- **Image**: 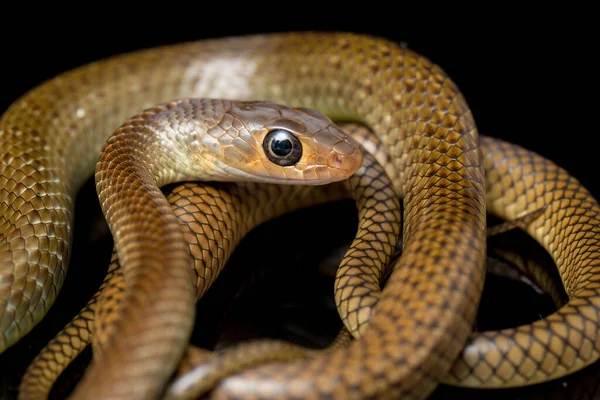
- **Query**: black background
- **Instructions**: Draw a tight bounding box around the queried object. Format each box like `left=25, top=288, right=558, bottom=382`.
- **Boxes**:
left=1, top=8, right=599, bottom=400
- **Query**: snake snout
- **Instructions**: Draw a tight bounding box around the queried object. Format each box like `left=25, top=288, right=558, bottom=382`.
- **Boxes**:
left=326, top=142, right=364, bottom=176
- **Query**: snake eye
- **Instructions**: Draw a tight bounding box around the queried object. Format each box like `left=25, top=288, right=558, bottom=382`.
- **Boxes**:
left=263, top=129, right=302, bottom=166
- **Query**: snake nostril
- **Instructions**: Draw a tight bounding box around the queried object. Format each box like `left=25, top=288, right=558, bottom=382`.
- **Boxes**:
left=326, top=151, right=362, bottom=173
left=332, top=154, right=343, bottom=168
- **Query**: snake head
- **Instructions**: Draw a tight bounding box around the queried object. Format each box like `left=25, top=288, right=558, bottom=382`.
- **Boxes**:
left=203, top=100, right=364, bottom=184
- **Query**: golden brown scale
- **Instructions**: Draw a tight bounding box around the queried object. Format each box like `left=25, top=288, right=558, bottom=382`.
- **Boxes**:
left=3, top=32, right=491, bottom=399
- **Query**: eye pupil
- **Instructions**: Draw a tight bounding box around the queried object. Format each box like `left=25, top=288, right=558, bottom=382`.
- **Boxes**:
left=263, top=129, right=303, bottom=167
left=271, top=137, right=292, bottom=156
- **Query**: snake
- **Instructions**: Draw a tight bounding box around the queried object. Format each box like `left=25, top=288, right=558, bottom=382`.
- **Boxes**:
left=1, top=32, right=599, bottom=399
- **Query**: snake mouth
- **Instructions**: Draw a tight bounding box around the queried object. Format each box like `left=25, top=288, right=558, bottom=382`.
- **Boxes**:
left=209, top=162, right=346, bottom=185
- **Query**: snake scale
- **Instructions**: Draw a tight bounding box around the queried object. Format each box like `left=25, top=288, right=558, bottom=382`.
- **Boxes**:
left=0, top=32, right=599, bottom=399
